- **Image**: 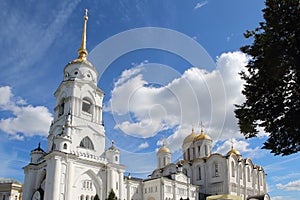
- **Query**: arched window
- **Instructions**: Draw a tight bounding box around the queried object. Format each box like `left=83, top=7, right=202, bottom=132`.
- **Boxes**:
left=247, top=167, right=250, bottom=182
left=213, top=162, right=219, bottom=177
left=82, top=97, right=92, bottom=114
left=80, top=195, right=84, bottom=200
left=231, top=161, right=235, bottom=177
left=115, top=156, right=118, bottom=162
left=63, top=143, right=67, bottom=150
left=205, top=145, right=208, bottom=156
left=58, top=99, right=65, bottom=117
left=80, top=136, right=94, bottom=150
left=198, top=166, right=201, bottom=180
left=239, top=165, right=243, bottom=180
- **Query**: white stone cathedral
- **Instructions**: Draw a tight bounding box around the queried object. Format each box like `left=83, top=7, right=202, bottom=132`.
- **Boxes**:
left=23, top=10, right=269, bottom=200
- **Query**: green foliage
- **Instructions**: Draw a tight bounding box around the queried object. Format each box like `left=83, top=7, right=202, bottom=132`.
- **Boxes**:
left=94, top=194, right=100, bottom=200
left=235, top=0, right=300, bottom=155
left=106, top=189, right=117, bottom=200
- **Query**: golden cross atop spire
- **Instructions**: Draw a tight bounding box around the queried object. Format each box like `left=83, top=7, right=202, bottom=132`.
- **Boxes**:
left=161, top=136, right=165, bottom=147
left=77, top=8, right=89, bottom=60
left=230, top=138, right=234, bottom=150
left=200, top=121, right=204, bottom=133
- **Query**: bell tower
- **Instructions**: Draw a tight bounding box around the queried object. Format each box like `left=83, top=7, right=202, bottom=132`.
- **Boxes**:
left=47, top=8, right=105, bottom=156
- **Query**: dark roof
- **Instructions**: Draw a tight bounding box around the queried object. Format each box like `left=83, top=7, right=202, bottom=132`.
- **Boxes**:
left=31, top=142, right=45, bottom=153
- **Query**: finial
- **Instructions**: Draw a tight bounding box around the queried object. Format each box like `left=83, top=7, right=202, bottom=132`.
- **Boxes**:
left=38, top=142, right=41, bottom=148
left=77, top=8, right=89, bottom=60
left=230, top=138, right=234, bottom=150
left=161, top=136, right=165, bottom=147
left=200, top=121, right=204, bottom=133
left=191, top=123, right=194, bottom=133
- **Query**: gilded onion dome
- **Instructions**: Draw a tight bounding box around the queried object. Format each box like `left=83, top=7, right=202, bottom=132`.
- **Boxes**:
left=227, top=148, right=241, bottom=156
left=158, top=143, right=170, bottom=154
left=194, top=126, right=211, bottom=141
left=183, top=127, right=198, bottom=145
left=227, top=141, right=241, bottom=156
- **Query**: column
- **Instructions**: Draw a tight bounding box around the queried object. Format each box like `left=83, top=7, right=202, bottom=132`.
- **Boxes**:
left=119, top=170, right=124, bottom=200
left=53, top=157, right=62, bottom=199
left=66, top=161, right=74, bottom=199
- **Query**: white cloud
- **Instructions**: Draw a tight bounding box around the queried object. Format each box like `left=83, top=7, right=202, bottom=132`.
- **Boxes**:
left=194, top=1, right=208, bottom=10
left=276, top=180, right=300, bottom=191
left=215, top=138, right=263, bottom=158
left=0, top=86, right=12, bottom=105
left=106, top=51, right=251, bottom=152
left=0, top=86, right=53, bottom=138
left=138, top=142, right=149, bottom=149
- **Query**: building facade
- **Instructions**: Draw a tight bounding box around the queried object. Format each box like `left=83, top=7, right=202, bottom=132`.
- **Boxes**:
left=22, top=10, right=268, bottom=200
left=0, top=178, right=22, bottom=200
left=149, top=128, right=268, bottom=200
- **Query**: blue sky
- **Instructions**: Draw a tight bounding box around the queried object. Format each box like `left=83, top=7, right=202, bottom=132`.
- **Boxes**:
left=0, top=0, right=299, bottom=199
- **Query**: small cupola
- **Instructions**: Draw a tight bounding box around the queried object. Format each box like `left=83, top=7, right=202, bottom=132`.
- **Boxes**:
left=106, top=141, right=120, bottom=164
left=30, top=143, right=45, bottom=164
left=157, top=140, right=171, bottom=168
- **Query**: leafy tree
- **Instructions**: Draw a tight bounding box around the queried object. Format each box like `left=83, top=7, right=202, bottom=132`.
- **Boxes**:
left=235, top=0, right=300, bottom=155
left=94, top=194, right=100, bottom=200
left=106, top=189, right=117, bottom=200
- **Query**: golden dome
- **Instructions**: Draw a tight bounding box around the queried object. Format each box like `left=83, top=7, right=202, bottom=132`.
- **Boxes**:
left=194, top=132, right=211, bottom=141
left=183, top=128, right=198, bottom=145
left=227, top=148, right=241, bottom=156
left=158, top=145, right=170, bottom=154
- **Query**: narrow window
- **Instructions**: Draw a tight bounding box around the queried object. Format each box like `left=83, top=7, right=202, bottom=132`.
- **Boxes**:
left=58, top=99, right=65, bottom=117
left=205, top=145, right=208, bottom=156
left=198, top=166, right=201, bottom=180
left=247, top=167, right=250, bottom=182
left=115, top=156, right=118, bottom=162
left=63, top=143, right=67, bottom=150
left=239, top=165, right=243, bottom=180
left=82, top=98, right=92, bottom=114
left=231, top=161, right=235, bottom=177
left=214, top=163, right=219, bottom=177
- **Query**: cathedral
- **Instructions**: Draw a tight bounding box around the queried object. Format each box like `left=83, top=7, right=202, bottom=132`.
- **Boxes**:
left=22, top=11, right=269, bottom=200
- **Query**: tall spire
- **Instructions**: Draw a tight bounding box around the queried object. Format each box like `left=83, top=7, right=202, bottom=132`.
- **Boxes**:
left=77, top=9, right=88, bottom=60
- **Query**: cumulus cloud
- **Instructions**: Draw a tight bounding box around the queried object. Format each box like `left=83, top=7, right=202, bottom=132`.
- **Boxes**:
left=214, top=138, right=264, bottom=158
left=276, top=180, right=300, bottom=191
left=106, top=51, right=251, bottom=152
left=138, top=142, right=149, bottom=149
left=0, top=86, right=53, bottom=138
left=194, top=1, right=208, bottom=10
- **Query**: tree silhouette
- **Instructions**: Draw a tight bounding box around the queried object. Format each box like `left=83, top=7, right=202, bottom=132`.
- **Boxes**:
left=106, top=189, right=117, bottom=200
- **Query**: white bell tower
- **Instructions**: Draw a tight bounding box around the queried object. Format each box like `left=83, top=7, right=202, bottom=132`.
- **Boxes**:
left=47, top=9, right=105, bottom=156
